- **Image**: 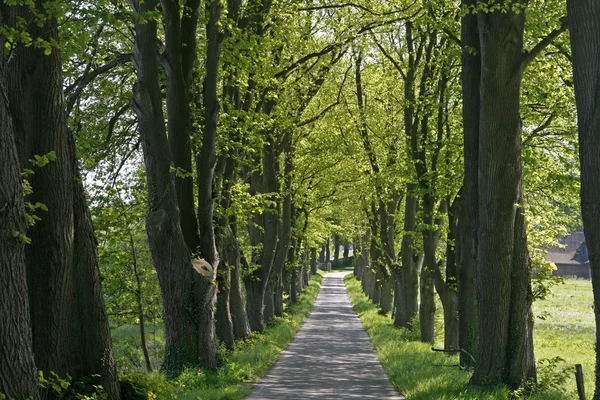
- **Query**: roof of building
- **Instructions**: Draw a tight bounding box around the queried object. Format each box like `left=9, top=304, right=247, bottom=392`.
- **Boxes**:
left=545, top=232, right=589, bottom=266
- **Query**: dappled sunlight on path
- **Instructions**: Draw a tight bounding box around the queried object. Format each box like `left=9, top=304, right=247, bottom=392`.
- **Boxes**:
left=246, top=271, right=404, bottom=399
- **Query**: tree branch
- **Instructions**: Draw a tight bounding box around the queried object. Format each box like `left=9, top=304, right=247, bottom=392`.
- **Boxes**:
left=521, top=16, right=568, bottom=70
left=65, top=53, right=133, bottom=116
left=299, top=2, right=413, bottom=17
left=371, top=33, right=406, bottom=80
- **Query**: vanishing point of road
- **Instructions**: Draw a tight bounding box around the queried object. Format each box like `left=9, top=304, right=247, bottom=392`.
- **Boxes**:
left=246, top=271, right=405, bottom=400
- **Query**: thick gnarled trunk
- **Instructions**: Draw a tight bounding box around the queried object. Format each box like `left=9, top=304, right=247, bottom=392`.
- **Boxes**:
left=131, top=0, right=203, bottom=375
left=4, top=2, right=120, bottom=396
left=0, top=61, right=37, bottom=399
left=471, top=8, right=536, bottom=388
left=566, top=2, right=600, bottom=397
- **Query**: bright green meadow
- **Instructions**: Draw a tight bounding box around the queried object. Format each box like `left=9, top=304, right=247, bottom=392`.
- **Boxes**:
left=345, top=274, right=594, bottom=400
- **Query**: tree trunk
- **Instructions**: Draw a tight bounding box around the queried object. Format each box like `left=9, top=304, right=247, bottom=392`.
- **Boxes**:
left=245, top=138, right=279, bottom=333
left=229, top=228, right=251, bottom=340
left=194, top=0, right=225, bottom=368
left=216, top=263, right=235, bottom=350
left=269, top=139, right=294, bottom=318
left=459, top=0, right=480, bottom=369
left=8, top=4, right=74, bottom=381
left=0, top=61, right=38, bottom=399
left=131, top=0, right=203, bottom=375
left=395, top=185, right=419, bottom=328
left=72, top=151, right=122, bottom=397
left=471, top=7, right=536, bottom=387
left=566, top=3, right=600, bottom=397
left=343, top=244, right=350, bottom=264
left=264, top=283, right=275, bottom=322
left=372, top=275, right=381, bottom=305
left=274, top=277, right=285, bottom=317
left=160, top=0, right=201, bottom=252
left=443, top=198, right=459, bottom=351
left=310, top=248, right=318, bottom=276
left=334, top=234, right=340, bottom=262
left=379, top=280, right=394, bottom=315
left=290, top=267, right=298, bottom=304
left=245, top=279, right=265, bottom=332
left=420, top=230, right=437, bottom=344
left=302, top=258, right=310, bottom=289
left=131, top=237, right=152, bottom=372
left=325, top=237, right=331, bottom=262
left=5, top=2, right=120, bottom=395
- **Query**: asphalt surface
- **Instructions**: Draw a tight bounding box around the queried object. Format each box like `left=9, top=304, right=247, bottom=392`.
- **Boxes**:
left=246, top=271, right=405, bottom=400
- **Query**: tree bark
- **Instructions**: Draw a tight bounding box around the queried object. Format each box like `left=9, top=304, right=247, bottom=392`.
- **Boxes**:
left=194, top=0, right=225, bottom=367
left=0, top=56, right=37, bottom=399
left=131, top=0, right=203, bottom=375
left=161, top=0, right=201, bottom=252
left=270, top=137, right=294, bottom=317
left=566, top=2, right=600, bottom=397
left=4, top=2, right=120, bottom=395
left=471, top=6, right=536, bottom=387
left=420, top=197, right=439, bottom=344
left=274, top=276, right=285, bottom=317
left=343, top=243, right=350, bottom=264
left=215, top=260, right=235, bottom=350
left=444, top=198, right=459, bottom=350
left=130, top=236, right=152, bottom=372
left=334, top=234, right=340, bottom=262
left=290, top=267, right=298, bottom=304
left=459, top=0, right=480, bottom=369
left=245, top=137, right=279, bottom=332
left=395, top=185, right=419, bottom=328
left=310, top=247, right=318, bottom=276
left=71, top=162, right=121, bottom=397
left=264, top=283, right=275, bottom=322
left=228, top=227, right=251, bottom=341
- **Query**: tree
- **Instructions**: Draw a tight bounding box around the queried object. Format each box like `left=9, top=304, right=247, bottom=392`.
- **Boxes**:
left=469, top=0, right=566, bottom=388
left=567, top=1, right=600, bottom=398
left=3, top=1, right=121, bottom=396
left=458, top=0, right=479, bottom=368
left=130, top=0, right=209, bottom=374
left=0, top=51, right=37, bottom=399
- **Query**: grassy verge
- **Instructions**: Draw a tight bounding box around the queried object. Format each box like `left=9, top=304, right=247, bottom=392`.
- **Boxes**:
left=533, top=278, right=594, bottom=399
left=344, top=274, right=568, bottom=400
left=117, top=271, right=324, bottom=399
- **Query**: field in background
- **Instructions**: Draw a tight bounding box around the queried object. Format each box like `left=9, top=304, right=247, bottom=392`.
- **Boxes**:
left=533, top=278, right=595, bottom=399
left=346, top=275, right=594, bottom=399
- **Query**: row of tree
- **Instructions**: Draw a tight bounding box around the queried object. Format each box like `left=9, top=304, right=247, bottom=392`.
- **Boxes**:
left=0, top=0, right=351, bottom=396
left=346, top=0, right=600, bottom=394
left=1, top=0, right=599, bottom=398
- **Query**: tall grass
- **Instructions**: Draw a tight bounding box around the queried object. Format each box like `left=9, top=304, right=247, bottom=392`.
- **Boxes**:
left=344, top=274, right=569, bottom=400
left=115, top=271, right=324, bottom=399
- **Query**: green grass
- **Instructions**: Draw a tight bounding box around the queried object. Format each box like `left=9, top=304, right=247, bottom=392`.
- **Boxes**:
left=533, top=278, right=595, bottom=399
left=344, top=274, right=573, bottom=400
left=113, top=271, right=324, bottom=399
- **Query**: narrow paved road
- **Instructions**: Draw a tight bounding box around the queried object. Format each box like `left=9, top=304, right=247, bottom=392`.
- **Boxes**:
left=246, top=271, right=404, bottom=400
